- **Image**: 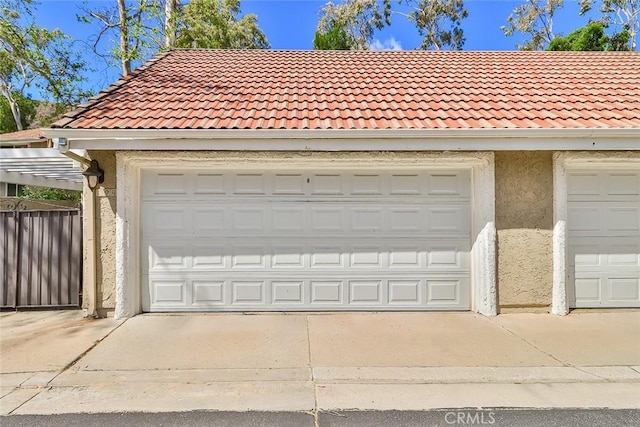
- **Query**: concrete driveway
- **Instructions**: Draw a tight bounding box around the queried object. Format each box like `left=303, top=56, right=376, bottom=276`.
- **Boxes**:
left=1, top=311, right=639, bottom=415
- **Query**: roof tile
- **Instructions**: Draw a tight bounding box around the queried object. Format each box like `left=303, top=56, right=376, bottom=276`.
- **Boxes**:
left=53, top=49, right=640, bottom=130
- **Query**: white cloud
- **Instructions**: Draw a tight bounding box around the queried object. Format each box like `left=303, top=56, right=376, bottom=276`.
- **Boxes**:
left=370, top=37, right=403, bottom=51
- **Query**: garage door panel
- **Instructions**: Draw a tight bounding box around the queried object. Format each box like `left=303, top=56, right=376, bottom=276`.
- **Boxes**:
left=569, top=238, right=640, bottom=269
left=568, top=204, right=640, bottom=236
left=568, top=173, right=601, bottom=197
left=311, top=281, right=343, bottom=304
left=310, top=248, right=344, bottom=268
left=388, top=247, right=422, bottom=268
left=609, top=278, right=640, bottom=302
left=192, top=245, right=225, bottom=268
left=573, top=275, right=640, bottom=307
left=272, top=207, right=306, bottom=231
left=427, top=172, right=469, bottom=196
left=232, top=281, right=266, bottom=304
left=608, top=250, right=640, bottom=267
left=388, top=280, right=421, bottom=305
left=607, top=173, right=640, bottom=196
left=144, top=169, right=471, bottom=198
left=351, top=174, right=384, bottom=195
left=144, top=206, right=189, bottom=234
left=272, top=281, right=304, bottom=304
left=151, top=173, right=189, bottom=195
left=568, top=207, right=601, bottom=233
left=574, top=277, right=602, bottom=305
left=608, top=207, right=639, bottom=232
left=568, top=171, right=640, bottom=202
left=144, top=203, right=470, bottom=237
left=194, top=173, right=225, bottom=194
left=273, top=173, right=306, bottom=195
left=350, top=207, right=384, bottom=231
left=568, top=169, right=640, bottom=308
left=193, top=207, right=226, bottom=233
left=142, top=169, right=471, bottom=312
left=144, top=240, right=470, bottom=273
left=349, top=281, right=383, bottom=304
left=149, top=279, right=188, bottom=306
left=427, top=206, right=470, bottom=233
left=193, top=281, right=225, bottom=305
left=233, top=173, right=266, bottom=194
left=272, top=247, right=306, bottom=268
left=148, top=244, right=189, bottom=270
left=144, top=275, right=471, bottom=311
left=231, top=246, right=267, bottom=268
left=350, top=247, right=383, bottom=268
left=427, top=280, right=461, bottom=305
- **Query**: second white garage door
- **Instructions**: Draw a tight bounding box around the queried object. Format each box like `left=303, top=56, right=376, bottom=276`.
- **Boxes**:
left=568, top=170, right=640, bottom=308
left=141, top=169, right=471, bottom=311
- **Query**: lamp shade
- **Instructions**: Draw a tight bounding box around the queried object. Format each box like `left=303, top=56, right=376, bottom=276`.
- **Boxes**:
left=82, top=159, right=104, bottom=190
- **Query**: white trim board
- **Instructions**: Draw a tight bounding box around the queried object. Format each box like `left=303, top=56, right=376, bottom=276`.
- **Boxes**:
left=552, top=152, right=640, bottom=315
left=45, top=128, right=640, bottom=151
left=115, top=152, right=497, bottom=318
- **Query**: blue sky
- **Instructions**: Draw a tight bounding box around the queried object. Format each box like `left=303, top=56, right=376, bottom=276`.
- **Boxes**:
left=32, top=0, right=603, bottom=95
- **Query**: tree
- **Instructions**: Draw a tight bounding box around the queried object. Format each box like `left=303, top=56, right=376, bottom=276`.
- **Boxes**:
left=547, top=20, right=630, bottom=50
left=502, top=0, right=564, bottom=50
left=175, top=0, right=269, bottom=49
left=0, top=92, right=35, bottom=133
left=0, top=0, right=89, bottom=130
left=579, top=0, right=639, bottom=50
left=314, top=19, right=351, bottom=49
left=165, top=0, right=177, bottom=48
left=397, top=0, right=468, bottom=50
left=315, top=0, right=391, bottom=50
left=79, top=0, right=166, bottom=76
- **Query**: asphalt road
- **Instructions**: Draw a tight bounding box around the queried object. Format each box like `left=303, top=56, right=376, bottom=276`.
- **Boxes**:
left=2, top=409, right=640, bottom=427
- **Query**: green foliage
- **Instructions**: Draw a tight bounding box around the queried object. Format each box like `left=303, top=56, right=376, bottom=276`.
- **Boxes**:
left=0, top=0, right=89, bottom=130
left=609, top=25, right=633, bottom=49
left=21, top=186, right=82, bottom=202
left=400, top=0, right=468, bottom=50
left=579, top=0, right=638, bottom=50
left=79, top=0, right=166, bottom=75
left=502, top=0, right=564, bottom=50
left=175, top=0, right=270, bottom=49
left=316, top=0, right=391, bottom=50
left=0, top=92, right=36, bottom=133
left=314, top=19, right=352, bottom=49
left=547, top=21, right=631, bottom=50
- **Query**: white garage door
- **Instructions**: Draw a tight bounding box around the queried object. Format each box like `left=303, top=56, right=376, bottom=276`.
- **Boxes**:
left=568, top=170, right=640, bottom=308
left=141, top=169, right=471, bottom=312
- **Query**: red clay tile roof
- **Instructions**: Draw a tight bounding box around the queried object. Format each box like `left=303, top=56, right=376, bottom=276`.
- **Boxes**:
left=0, top=128, right=45, bottom=141
left=53, top=49, right=640, bottom=130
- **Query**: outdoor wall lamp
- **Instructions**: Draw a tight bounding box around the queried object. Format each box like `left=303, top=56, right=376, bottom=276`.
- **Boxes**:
left=82, top=159, right=104, bottom=191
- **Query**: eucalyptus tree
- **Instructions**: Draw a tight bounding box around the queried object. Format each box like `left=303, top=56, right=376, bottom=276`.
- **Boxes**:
left=175, top=0, right=270, bottom=49
left=315, top=0, right=392, bottom=50
left=502, top=0, right=564, bottom=50
left=580, top=0, right=639, bottom=49
left=1, top=0, right=88, bottom=130
left=397, top=0, right=468, bottom=50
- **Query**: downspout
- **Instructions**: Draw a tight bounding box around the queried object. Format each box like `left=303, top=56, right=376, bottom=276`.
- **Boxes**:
left=55, top=138, right=98, bottom=318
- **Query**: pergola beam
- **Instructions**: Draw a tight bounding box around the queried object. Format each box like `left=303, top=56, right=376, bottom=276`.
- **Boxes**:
left=0, top=148, right=83, bottom=191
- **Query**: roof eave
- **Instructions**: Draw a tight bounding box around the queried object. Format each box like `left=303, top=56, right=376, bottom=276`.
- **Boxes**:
left=43, top=127, right=640, bottom=151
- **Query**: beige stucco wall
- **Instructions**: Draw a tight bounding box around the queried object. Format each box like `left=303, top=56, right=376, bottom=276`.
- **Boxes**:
left=495, top=151, right=553, bottom=312
left=85, top=150, right=117, bottom=317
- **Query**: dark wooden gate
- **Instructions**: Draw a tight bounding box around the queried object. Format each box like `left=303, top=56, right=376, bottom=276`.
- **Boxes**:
left=1, top=208, right=82, bottom=309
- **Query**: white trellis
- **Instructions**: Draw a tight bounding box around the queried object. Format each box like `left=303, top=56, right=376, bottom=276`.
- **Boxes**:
left=0, top=148, right=82, bottom=191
